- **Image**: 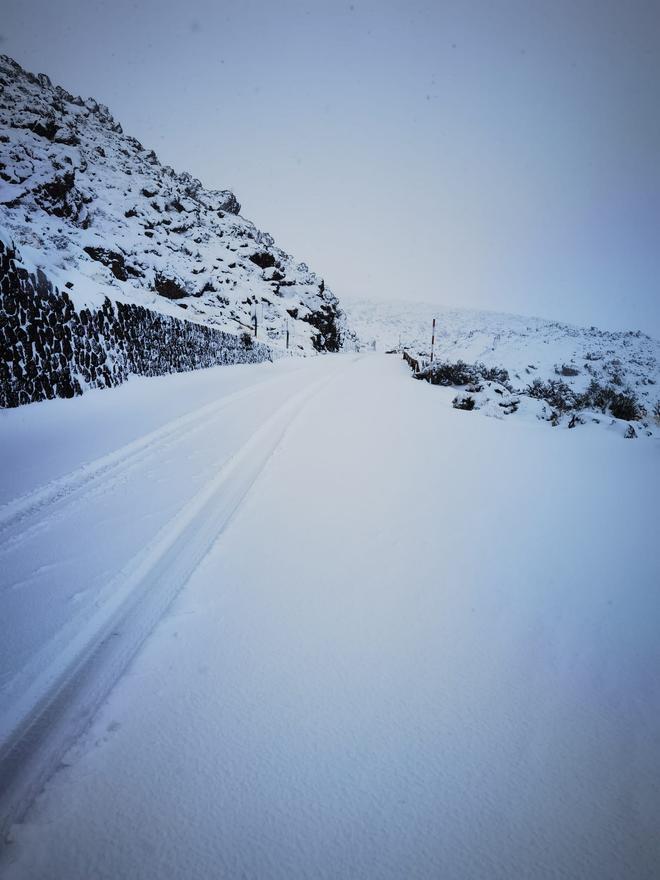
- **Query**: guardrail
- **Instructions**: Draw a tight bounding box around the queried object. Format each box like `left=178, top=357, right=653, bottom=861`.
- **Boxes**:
left=402, top=350, right=421, bottom=374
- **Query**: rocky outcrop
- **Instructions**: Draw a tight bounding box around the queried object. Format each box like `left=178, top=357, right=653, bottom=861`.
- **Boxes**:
left=0, top=54, right=353, bottom=363
left=303, top=303, right=343, bottom=352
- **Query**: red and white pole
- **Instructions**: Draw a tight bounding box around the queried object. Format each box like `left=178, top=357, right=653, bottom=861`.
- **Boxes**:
left=430, top=317, right=436, bottom=363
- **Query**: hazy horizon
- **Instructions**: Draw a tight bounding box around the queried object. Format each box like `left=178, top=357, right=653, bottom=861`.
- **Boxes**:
left=2, top=0, right=659, bottom=335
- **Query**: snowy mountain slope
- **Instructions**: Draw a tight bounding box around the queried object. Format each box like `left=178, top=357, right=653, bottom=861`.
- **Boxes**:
left=0, top=55, right=351, bottom=354
left=343, top=296, right=660, bottom=438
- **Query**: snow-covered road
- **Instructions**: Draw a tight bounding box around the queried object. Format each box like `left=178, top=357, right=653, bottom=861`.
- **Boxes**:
left=1, top=354, right=659, bottom=879
left=0, top=355, right=347, bottom=828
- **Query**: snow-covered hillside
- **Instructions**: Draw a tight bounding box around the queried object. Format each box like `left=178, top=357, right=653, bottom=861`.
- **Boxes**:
left=0, top=55, right=350, bottom=354
left=344, top=296, right=660, bottom=439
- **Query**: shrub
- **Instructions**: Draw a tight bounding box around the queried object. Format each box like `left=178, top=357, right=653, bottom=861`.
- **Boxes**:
left=653, top=401, right=660, bottom=425
left=609, top=391, right=643, bottom=421
left=419, top=359, right=509, bottom=389
left=526, top=377, right=644, bottom=422
left=478, top=363, right=510, bottom=385
left=526, top=378, right=578, bottom=412
left=574, top=381, right=640, bottom=419
left=423, top=360, right=475, bottom=386
left=556, top=363, right=580, bottom=377
left=585, top=379, right=615, bottom=412
left=452, top=395, right=476, bottom=410
left=241, top=331, right=253, bottom=349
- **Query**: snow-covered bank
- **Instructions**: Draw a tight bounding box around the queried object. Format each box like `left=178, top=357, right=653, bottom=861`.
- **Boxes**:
left=2, top=355, right=658, bottom=879
left=344, top=296, right=660, bottom=439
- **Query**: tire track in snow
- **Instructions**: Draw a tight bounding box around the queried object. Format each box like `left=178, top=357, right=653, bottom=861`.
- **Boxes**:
left=0, top=363, right=345, bottom=841
left=0, top=370, right=287, bottom=556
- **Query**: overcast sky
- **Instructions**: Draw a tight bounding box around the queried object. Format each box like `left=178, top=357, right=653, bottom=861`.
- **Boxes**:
left=2, top=0, right=659, bottom=334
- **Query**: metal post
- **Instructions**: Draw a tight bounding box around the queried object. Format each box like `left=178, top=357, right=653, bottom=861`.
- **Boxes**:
left=286, top=318, right=289, bottom=349
left=430, top=318, right=436, bottom=363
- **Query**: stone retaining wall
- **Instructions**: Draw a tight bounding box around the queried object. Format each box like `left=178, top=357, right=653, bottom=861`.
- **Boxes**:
left=0, top=238, right=272, bottom=408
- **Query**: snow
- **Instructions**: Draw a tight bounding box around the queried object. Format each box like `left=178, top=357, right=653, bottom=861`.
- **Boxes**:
left=342, top=295, right=660, bottom=439
left=1, top=354, right=658, bottom=879
left=0, top=356, right=309, bottom=504
left=0, top=355, right=337, bottom=807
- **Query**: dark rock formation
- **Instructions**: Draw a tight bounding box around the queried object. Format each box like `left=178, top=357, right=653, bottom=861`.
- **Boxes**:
left=249, top=252, right=277, bottom=270
left=215, top=191, right=241, bottom=215
left=153, top=273, right=188, bottom=300
left=84, top=247, right=142, bottom=281
left=302, top=305, right=342, bottom=353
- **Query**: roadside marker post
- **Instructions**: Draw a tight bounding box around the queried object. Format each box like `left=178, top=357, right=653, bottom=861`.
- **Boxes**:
left=430, top=318, right=436, bottom=363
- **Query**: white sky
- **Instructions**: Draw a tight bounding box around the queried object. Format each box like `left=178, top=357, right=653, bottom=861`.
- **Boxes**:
left=2, top=0, right=659, bottom=335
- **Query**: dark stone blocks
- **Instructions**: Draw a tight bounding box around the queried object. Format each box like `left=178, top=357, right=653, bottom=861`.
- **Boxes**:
left=0, top=239, right=272, bottom=408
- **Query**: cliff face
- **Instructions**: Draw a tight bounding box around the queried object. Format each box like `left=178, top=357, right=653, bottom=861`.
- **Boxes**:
left=0, top=55, right=352, bottom=383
